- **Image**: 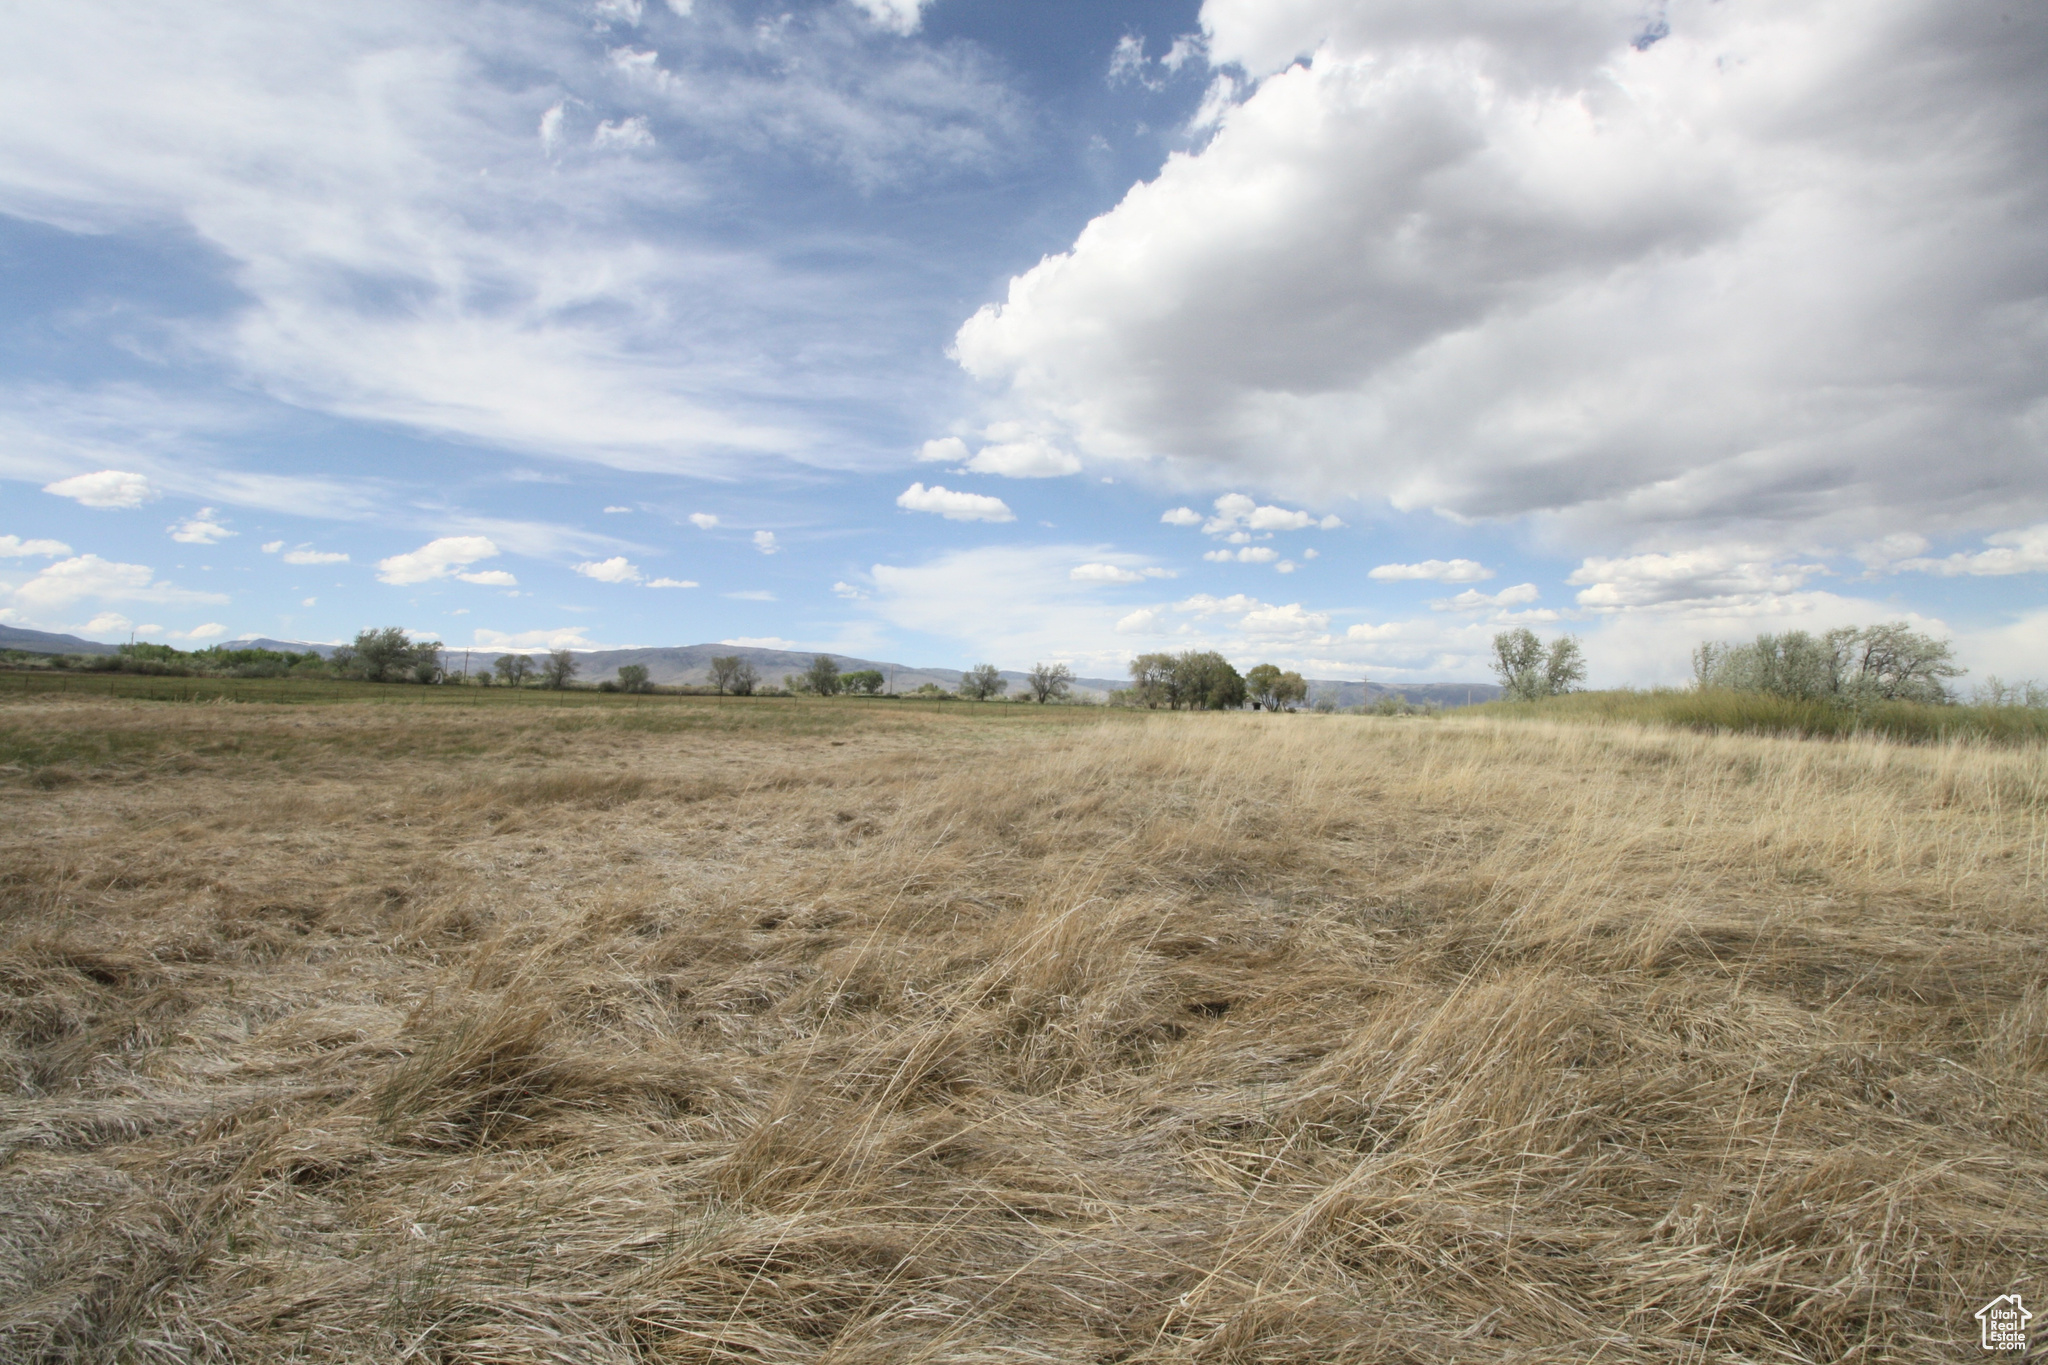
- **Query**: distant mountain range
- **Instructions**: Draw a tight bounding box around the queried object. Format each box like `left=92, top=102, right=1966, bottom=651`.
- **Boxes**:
left=0, top=624, right=120, bottom=655
left=8, top=628, right=1498, bottom=707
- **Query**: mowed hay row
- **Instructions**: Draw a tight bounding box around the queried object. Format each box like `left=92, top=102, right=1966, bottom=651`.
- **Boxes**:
left=0, top=698, right=2043, bottom=1364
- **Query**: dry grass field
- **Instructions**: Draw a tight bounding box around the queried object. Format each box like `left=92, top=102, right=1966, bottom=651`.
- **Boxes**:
left=2, top=691, right=2044, bottom=1363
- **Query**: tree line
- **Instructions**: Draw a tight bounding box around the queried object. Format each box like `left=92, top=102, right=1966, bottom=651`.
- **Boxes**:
left=22, top=620, right=2031, bottom=714
left=1690, top=623, right=1962, bottom=704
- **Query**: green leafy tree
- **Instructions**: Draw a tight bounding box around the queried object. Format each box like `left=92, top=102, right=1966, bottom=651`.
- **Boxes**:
left=842, top=669, right=885, bottom=695
left=1245, top=663, right=1282, bottom=709
left=1544, top=637, right=1587, bottom=696
left=1175, top=650, right=1246, bottom=710
left=1492, top=629, right=1585, bottom=701
left=541, top=649, right=580, bottom=690
left=959, top=663, right=1007, bottom=700
left=1026, top=662, right=1073, bottom=703
left=1128, top=653, right=1177, bottom=708
left=616, top=664, right=651, bottom=694
left=1843, top=622, right=1964, bottom=701
left=1695, top=622, right=1962, bottom=704
left=709, top=655, right=760, bottom=695
left=347, top=627, right=436, bottom=683
left=805, top=654, right=842, bottom=696
left=493, top=653, right=534, bottom=686
left=1246, top=664, right=1308, bottom=711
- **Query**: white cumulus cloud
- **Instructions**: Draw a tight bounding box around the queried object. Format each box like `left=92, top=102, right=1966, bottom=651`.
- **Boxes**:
left=44, top=470, right=155, bottom=508
left=1431, top=583, right=1542, bottom=613
left=168, top=507, right=233, bottom=544
left=1567, top=551, right=1824, bottom=611
left=0, top=554, right=227, bottom=616
left=689, top=513, right=720, bottom=530
left=1160, top=507, right=1203, bottom=527
left=1893, top=523, right=2048, bottom=577
left=1369, top=559, right=1493, bottom=584
left=896, top=482, right=1015, bottom=523
left=847, top=0, right=933, bottom=36
left=1238, top=602, right=1331, bottom=637
left=0, top=535, right=70, bottom=558
left=752, top=530, right=781, bottom=554
left=916, top=436, right=968, bottom=464
left=963, top=437, right=1081, bottom=478
left=282, top=547, right=349, bottom=565
left=952, top=0, right=2048, bottom=554
left=647, top=576, right=697, bottom=588
left=376, top=536, right=504, bottom=586
left=575, top=556, right=643, bottom=583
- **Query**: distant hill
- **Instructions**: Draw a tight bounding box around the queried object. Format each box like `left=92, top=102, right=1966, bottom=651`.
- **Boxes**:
left=0, top=625, right=120, bottom=655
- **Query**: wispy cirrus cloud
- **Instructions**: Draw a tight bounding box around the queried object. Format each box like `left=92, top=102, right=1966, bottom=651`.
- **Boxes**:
left=0, top=0, right=1024, bottom=481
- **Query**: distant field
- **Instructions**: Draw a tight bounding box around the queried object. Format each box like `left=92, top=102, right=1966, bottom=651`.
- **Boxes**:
left=0, top=671, right=1103, bottom=713
left=2, top=695, right=2043, bottom=1362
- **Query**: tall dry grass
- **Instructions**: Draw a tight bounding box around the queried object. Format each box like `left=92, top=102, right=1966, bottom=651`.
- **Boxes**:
left=2, top=695, right=2044, bottom=1362
left=1481, top=686, right=2048, bottom=745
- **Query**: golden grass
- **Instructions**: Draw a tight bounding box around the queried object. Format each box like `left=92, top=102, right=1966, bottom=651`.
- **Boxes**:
left=2, top=695, right=2044, bottom=1362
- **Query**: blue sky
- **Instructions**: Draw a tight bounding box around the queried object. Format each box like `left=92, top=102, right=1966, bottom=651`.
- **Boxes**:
left=2, top=0, right=2045, bottom=685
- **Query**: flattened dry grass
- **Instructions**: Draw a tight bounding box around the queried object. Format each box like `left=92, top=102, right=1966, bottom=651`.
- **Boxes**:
left=2, top=698, right=2044, bottom=1363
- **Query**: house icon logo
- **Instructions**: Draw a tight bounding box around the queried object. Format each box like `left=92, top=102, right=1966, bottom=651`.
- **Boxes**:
left=1976, top=1294, right=2030, bottom=1352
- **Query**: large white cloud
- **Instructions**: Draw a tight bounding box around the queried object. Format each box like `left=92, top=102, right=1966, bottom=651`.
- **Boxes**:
left=1369, top=559, right=1491, bottom=583
left=43, top=470, right=155, bottom=508
left=375, top=535, right=510, bottom=586
left=0, top=535, right=70, bottom=558
left=168, top=507, right=234, bottom=545
left=574, top=556, right=643, bottom=584
left=1567, top=549, right=1825, bottom=610
left=896, top=482, right=1015, bottom=522
left=1893, top=523, right=2048, bottom=577
left=0, top=554, right=228, bottom=621
left=955, top=0, right=2048, bottom=549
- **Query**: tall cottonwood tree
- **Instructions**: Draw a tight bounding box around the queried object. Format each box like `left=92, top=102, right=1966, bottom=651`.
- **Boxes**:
left=1026, top=662, right=1073, bottom=703
left=542, top=649, right=580, bottom=690
left=959, top=664, right=1007, bottom=700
